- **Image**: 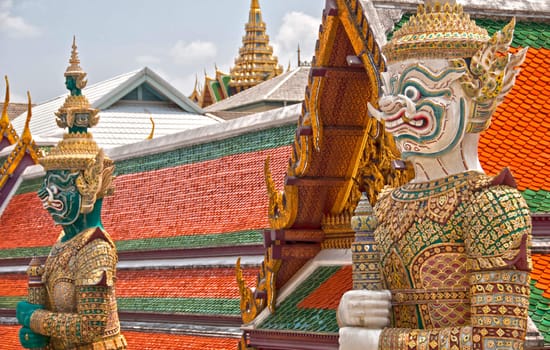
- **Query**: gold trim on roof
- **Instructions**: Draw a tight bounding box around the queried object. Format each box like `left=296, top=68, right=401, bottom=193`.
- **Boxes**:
left=0, top=76, right=19, bottom=146
left=383, top=1, right=490, bottom=63
left=0, top=92, right=41, bottom=188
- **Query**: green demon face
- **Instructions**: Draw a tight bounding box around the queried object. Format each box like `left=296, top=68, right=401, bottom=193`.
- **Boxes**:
left=37, top=170, right=82, bottom=225
left=371, top=59, right=469, bottom=159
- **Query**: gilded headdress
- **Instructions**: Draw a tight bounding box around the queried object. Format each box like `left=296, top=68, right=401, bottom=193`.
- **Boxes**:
left=382, top=1, right=490, bottom=64
left=383, top=1, right=526, bottom=133
left=39, top=38, right=114, bottom=213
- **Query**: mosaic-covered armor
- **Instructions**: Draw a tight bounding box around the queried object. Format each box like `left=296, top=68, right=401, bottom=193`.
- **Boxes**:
left=338, top=1, right=530, bottom=349
left=375, top=171, right=531, bottom=349
left=15, top=38, right=126, bottom=349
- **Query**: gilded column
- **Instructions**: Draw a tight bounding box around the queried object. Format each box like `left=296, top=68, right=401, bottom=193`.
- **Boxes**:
left=350, top=193, right=383, bottom=290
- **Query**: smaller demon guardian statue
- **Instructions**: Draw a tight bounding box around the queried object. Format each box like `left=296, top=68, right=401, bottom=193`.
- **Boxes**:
left=16, top=38, right=127, bottom=350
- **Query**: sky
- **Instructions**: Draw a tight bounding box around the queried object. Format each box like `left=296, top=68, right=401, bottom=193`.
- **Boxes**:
left=0, top=0, right=325, bottom=104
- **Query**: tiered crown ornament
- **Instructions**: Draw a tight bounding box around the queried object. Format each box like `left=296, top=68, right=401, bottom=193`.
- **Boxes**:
left=382, top=0, right=490, bottom=63
left=39, top=37, right=114, bottom=214
left=383, top=0, right=526, bottom=133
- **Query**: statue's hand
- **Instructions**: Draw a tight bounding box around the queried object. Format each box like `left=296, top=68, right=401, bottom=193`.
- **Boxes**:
left=19, top=327, right=49, bottom=349
left=337, top=290, right=392, bottom=328
left=16, top=301, right=44, bottom=328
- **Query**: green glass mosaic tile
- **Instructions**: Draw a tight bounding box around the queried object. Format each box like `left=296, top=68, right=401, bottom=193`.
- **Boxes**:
left=259, top=265, right=341, bottom=333
left=117, top=297, right=240, bottom=315
left=0, top=231, right=263, bottom=259
left=390, top=15, right=550, bottom=49
left=115, top=124, right=296, bottom=176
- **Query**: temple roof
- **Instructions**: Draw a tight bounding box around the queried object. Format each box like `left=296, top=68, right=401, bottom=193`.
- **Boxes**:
left=205, top=67, right=310, bottom=113
left=10, top=67, right=212, bottom=148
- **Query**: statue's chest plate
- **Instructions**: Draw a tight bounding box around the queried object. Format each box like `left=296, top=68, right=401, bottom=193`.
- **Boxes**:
left=42, top=237, right=83, bottom=313
left=373, top=173, right=491, bottom=329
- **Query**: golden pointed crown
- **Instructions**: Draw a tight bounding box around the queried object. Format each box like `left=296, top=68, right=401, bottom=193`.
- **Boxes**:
left=39, top=38, right=114, bottom=206
left=65, top=36, right=87, bottom=84
left=383, top=1, right=490, bottom=64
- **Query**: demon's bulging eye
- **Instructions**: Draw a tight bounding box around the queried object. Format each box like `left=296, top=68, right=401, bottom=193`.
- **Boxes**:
left=404, top=85, right=421, bottom=102
left=49, top=184, right=59, bottom=195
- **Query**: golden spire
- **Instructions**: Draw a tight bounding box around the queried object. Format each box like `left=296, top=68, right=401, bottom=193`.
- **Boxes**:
left=64, top=36, right=88, bottom=91
left=229, top=0, right=282, bottom=93
left=55, top=37, right=98, bottom=130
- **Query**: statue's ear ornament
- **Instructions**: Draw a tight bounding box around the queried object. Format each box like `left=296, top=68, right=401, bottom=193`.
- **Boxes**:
left=456, top=18, right=527, bottom=133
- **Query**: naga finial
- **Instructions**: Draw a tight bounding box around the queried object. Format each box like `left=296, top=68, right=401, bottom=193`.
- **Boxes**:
left=21, top=91, right=33, bottom=143
left=0, top=76, right=10, bottom=128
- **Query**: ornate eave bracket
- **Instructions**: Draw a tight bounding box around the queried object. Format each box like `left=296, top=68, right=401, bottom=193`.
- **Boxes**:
left=236, top=246, right=281, bottom=324
left=265, top=157, right=298, bottom=230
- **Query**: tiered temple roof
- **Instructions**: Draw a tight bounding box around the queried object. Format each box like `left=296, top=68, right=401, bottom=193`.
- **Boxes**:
left=229, top=0, right=282, bottom=94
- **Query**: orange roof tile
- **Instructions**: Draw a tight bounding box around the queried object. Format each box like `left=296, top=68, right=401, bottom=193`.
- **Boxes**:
left=298, top=265, right=352, bottom=310
left=479, top=47, right=550, bottom=192
left=0, top=325, right=23, bottom=350
left=0, top=146, right=290, bottom=249
left=116, top=268, right=258, bottom=299
left=123, top=331, right=239, bottom=350
left=0, top=273, right=27, bottom=296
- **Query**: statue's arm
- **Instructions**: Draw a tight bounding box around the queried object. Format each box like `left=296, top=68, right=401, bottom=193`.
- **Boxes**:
left=379, top=186, right=532, bottom=349
left=29, top=239, right=117, bottom=344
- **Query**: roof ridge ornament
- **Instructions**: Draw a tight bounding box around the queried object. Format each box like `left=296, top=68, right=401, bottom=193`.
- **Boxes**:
left=0, top=76, right=11, bottom=129
left=0, top=76, right=20, bottom=146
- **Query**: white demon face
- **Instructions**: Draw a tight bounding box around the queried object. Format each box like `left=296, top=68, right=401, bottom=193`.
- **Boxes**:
left=370, top=59, right=469, bottom=160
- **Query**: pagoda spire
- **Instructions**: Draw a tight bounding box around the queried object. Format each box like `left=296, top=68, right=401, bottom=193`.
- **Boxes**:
left=229, top=0, right=282, bottom=94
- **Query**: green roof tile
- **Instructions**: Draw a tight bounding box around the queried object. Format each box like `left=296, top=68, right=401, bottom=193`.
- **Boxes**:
left=0, top=296, right=240, bottom=316
left=117, top=297, right=240, bottom=315
left=521, top=189, right=550, bottom=213
left=0, top=230, right=264, bottom=259
left=115, top=124, right=296, bottom=176
left=259, top=265, right=341, bottom=333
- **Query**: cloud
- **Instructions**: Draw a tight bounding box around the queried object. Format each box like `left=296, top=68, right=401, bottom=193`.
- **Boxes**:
left=169, top=40, right=217, bottom=65
left=0, top=0, right=40, bottom=38
left=273, top=11, right=320, bottom=69
left=136, top=55, right=162, bottom=65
